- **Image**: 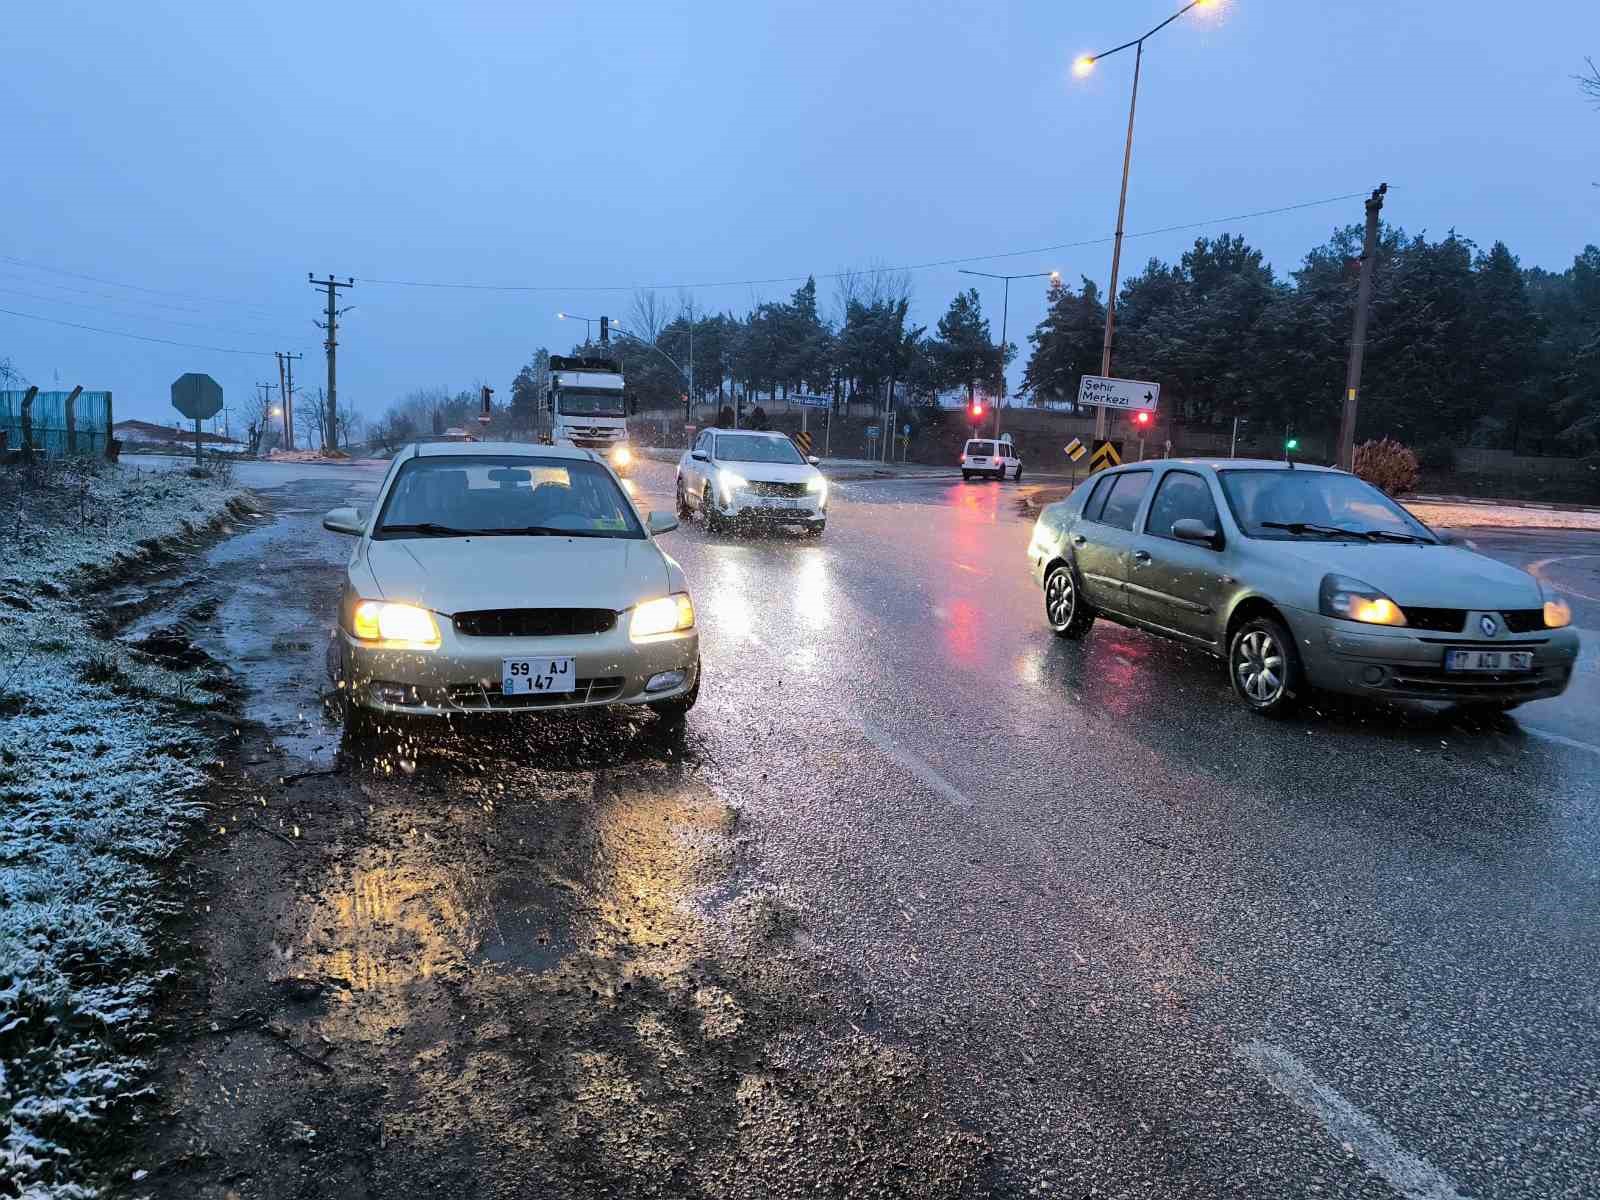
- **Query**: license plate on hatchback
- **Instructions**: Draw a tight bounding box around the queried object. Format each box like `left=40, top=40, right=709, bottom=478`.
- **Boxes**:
left=1445, top=649, right=1533, bottom=673
left=502, top=656, right=576, bottom=695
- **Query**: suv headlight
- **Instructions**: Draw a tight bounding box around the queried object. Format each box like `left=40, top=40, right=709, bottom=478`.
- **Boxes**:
left=1319, top=574, right=1407, bottom=626
left=717, top=470, right=747, bottom=504
left=807, top=475, right=828, bottom=505
left=1541, top=585, right=1572, bottom=629
left=630, top=593, right=695, bottom=640
left=351, top=600, right=441, bottom=646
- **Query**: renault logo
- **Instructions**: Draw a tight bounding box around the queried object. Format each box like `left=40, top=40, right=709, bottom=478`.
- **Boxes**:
left=1480, top=614, right=1498, bottom=638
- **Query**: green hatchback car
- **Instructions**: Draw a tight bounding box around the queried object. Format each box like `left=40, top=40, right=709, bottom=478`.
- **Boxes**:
left=1027, top=459, right=1580, bottom=717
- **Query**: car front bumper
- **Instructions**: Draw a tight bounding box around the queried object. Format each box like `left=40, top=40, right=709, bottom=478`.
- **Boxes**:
left=1283, top=606, right=1580, bottom=705
left=336, top=622, right=699, bottom=716
left=716, top=492, right=826, bottom=525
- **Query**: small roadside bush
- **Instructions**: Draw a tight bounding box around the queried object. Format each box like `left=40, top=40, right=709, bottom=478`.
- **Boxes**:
left=1353, top=438, right=1420, bottom=496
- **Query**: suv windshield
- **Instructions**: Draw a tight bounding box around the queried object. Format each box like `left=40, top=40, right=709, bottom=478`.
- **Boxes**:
left=714, top=434, right=804, bottom=464
left=374, top=455, right=643, bottom=539
left=1218, top=470, right=1435, bottom=542
left=557, top=387, right=626, bottom=417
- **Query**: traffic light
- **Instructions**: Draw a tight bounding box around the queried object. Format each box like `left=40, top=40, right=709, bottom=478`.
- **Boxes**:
left=599, top=315, right=609, bottom=344
left=1132, top=409, right=1153, bottom=430
left=969, top=399, right=985, bottom=420
left=1285, top=437, right=1300, bottom=451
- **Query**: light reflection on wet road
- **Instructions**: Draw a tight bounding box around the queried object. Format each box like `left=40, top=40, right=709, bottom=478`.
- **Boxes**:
left=141, top=455, right=1600, bottom=1198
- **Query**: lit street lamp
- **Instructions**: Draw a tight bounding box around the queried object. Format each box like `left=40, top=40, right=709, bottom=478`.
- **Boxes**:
left=556, top=311, right=599, bottom=343
left=1074, top=0, right=1221, bottom=441
left=956, top=268, right=1060, bottom=439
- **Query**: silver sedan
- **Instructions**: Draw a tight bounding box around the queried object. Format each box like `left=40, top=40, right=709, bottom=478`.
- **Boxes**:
left=1027, top=459, right=1580, bottom=717
left=322, top=442, right=700, bottom=726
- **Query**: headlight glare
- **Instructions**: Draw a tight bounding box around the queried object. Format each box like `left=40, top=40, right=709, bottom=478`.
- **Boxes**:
left=807, top=475, right=828, bottom=504
left=352, top=600, right=441, bottom=646
left=630, top=593, right=695, bottom=639
left=1319, top=574, right=1408, bottom=626
left=718, top=470, right=746, bottom=504
left=611, top=445, right=632, bottom=467
left=1543, top=595, right=1572, bottom=629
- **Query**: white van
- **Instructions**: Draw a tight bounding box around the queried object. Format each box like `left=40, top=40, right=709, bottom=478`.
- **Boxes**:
left=961, top=435, right=1021, bottom=482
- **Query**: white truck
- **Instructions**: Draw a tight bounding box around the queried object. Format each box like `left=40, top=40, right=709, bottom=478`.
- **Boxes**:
left=538, top=354, right=635, bottom=476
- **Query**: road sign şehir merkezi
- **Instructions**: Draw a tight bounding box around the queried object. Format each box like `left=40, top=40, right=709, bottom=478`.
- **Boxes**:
left=171, top=373, right=224, bottom=421
left=1077, top=374, right=1159, bottom=413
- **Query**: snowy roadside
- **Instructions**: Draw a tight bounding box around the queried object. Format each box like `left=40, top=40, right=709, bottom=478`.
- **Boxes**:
left=1403, top=501, right=1600, bottom=531
left=1, top=460, right=255, bottom=1199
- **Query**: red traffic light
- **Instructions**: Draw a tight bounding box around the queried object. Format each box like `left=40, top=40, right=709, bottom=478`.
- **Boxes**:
left=970, top=401, right=985, bottom=418
left=1132, top=409, right=1152, bottom=428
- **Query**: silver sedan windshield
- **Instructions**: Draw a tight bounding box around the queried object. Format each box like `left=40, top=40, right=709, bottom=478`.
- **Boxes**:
left=375, top=456, right=643, bottom=539
left=1218, top=470, right=1435, bottom=541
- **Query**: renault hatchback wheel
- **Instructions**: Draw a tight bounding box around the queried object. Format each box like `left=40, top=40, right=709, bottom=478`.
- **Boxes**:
left=1044, top=564, right=1095, bottom=639
left=1229, top=616, right=1303, bottom=717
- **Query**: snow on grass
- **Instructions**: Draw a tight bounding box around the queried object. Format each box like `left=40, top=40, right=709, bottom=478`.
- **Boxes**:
left=1404, top=501, right=1600, bottom=531
left=1, top=459, right=252, bottom=1199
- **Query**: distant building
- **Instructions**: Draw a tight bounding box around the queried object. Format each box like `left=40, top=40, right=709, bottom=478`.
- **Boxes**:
left=114, top=419, right=247, bottom=453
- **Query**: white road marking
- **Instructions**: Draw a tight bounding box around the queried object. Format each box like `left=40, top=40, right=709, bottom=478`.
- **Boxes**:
left=1521, top=725, right=1600, bottom=756
left=1237, top=1041, right=1466, bottom=1200
left=859, top=722, right=975, bottom=810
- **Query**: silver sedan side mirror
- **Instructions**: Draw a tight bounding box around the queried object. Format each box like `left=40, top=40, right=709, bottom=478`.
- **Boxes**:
left=647, top=511, right=679, bottom=536
left=322, top=506, right=365, bottom=536
left=1171, top=518, right=1221, bottom=547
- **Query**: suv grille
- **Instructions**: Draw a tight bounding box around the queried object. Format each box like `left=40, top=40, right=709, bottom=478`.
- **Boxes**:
left=1400, top=607, right=1465, bottom=633
left=454, top=608, right=615, bottom=638
left=1502, top=610, right=1545, bottom=634
left=747, top=481, right=809, bottom=498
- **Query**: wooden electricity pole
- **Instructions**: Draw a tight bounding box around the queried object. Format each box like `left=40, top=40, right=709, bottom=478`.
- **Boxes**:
left=310, top=274, right=355, bottom=453
left=275, top=351, right=301, bottom=450
left=1336, top=183, right=1387, bottom=471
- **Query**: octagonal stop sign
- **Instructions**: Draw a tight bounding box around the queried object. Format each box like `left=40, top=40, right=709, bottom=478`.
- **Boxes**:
left=171, top=373, right=224, bottom=421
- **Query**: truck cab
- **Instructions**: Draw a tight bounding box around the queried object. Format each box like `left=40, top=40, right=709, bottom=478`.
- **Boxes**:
left=542, top=355, right=635, bottom=476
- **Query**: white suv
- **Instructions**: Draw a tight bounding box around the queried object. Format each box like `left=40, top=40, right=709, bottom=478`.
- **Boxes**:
left=961, top=437, right=1021, bottom=482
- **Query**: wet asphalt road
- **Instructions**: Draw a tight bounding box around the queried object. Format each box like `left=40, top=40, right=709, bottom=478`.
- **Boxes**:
left=129, top=455, right=1600, bottom=1198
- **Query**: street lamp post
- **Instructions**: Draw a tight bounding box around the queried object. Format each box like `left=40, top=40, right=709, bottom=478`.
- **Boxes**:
left=958, top=268, right=1059, bottom=439
left=1074, top=0, right=1219, bottom=442
left=556, top=312, right=597, bottom=344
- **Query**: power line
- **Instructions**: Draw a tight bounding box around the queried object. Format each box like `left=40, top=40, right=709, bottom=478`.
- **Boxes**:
left=0, top=283, right=301, bottom=342
left=0, top=253, right=286, bottom=317
left=0, top=306, right=279, bottom=356
left=358, top=191, right=1373, bottom=295
left=0, top=269, right=294, bottom=328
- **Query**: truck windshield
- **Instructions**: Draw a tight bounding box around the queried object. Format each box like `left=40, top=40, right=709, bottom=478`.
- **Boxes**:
left=557, top=387, right=626, bottom=417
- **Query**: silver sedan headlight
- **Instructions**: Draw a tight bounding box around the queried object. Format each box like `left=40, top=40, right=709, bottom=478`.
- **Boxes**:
left=630, top=593, right=696, bottom=640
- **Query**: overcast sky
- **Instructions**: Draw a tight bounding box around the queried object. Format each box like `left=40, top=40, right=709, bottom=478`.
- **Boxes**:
left=3, top=0, right=1596, bottom=428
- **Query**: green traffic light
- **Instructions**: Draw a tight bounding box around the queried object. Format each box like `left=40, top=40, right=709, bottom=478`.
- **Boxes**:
left=1285, top=438, right=1299, bottom=451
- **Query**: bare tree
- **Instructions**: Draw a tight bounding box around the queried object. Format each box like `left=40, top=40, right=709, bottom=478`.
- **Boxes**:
left=1580, top=56, right=1600, bottom=107
left=630, top=289, right=670, bottom=342
left=0, top=355, right=27, bottom=390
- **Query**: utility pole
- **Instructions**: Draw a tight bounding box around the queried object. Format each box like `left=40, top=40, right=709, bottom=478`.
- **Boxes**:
left=1336, top=183, right=1387, bottom=472
left=275, top=351, right=302, bottom=450
left=310, top=274, right=355, bottom=453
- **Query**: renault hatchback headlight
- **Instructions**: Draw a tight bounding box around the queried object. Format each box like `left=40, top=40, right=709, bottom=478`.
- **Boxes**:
left=351, top=600, right=441, bottom=646
left=1542, top=586, right=1573, bottom=629
left=630, top=593, right=696, bottom=640
left=1319, top=574, right=1407, bottom=626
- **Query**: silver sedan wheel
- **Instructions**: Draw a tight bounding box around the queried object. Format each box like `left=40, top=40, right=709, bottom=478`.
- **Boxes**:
left=1234, top=629, right=1285, bottom=704
left=1045, top=569, right=1075, bottom=629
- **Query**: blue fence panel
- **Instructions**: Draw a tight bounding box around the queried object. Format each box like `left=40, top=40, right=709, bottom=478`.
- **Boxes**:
left=0, top=390, right=114, bottom=457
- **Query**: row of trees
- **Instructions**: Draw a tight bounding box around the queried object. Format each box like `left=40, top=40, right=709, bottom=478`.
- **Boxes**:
left=484, top=227, right=1599, bottom=457
left=1025, top=230, right=1600, bottom=453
